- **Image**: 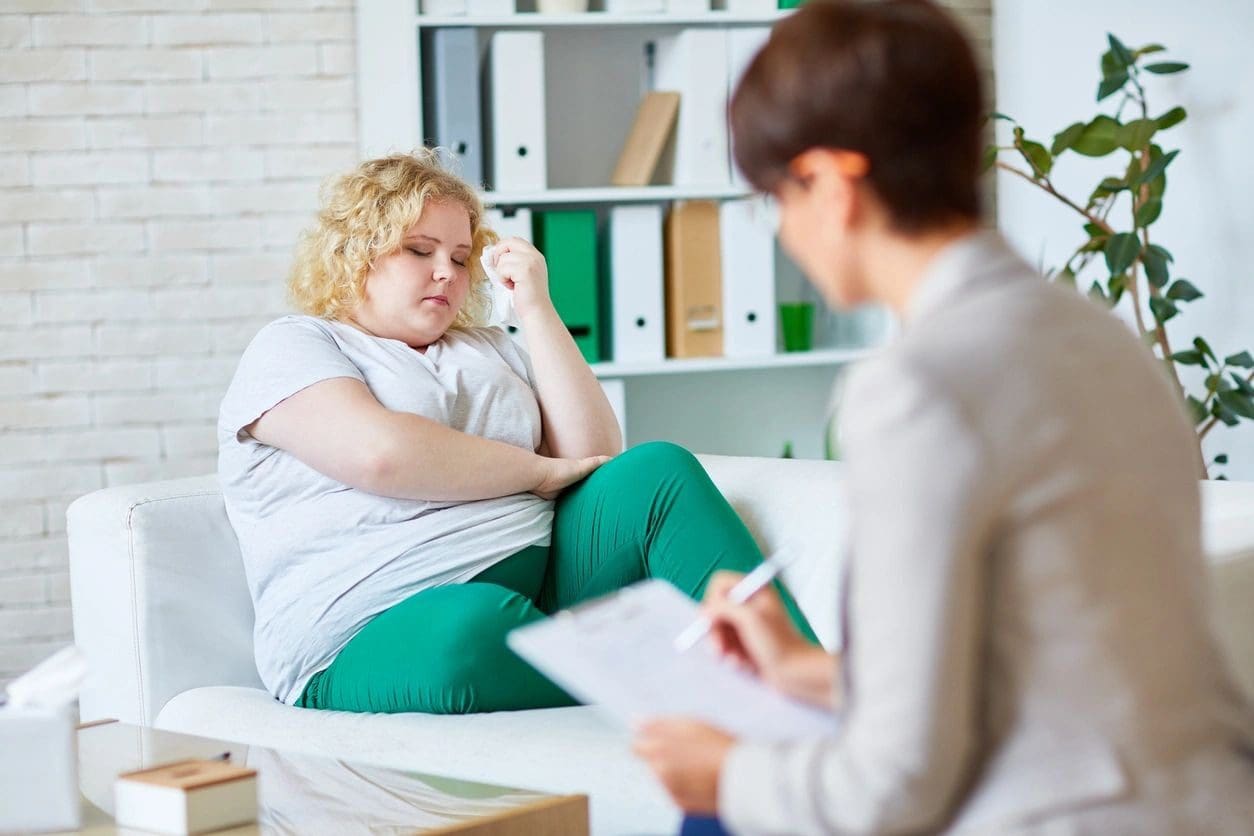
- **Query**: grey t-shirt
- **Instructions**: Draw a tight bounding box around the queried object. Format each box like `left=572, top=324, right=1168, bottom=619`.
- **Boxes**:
left=217, top=315, right=553, bottom=704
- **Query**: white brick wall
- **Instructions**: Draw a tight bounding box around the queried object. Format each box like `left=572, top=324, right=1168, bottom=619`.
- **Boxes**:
left=0, top=0, right=356, bottom=685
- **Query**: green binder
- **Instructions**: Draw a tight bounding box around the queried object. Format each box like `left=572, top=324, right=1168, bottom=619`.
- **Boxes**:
left=532, top=210, right=602, bottom=364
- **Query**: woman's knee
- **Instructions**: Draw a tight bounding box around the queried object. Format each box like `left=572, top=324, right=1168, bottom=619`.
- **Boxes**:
left=612, top=441, right=704, bottom=478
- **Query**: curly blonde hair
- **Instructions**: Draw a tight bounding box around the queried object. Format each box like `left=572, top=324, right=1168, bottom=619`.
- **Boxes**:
left=288, top=149, right=496, bottom=328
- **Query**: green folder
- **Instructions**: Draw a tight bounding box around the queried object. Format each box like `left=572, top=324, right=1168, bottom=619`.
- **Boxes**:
left=532, top=210, right=602, bottom=364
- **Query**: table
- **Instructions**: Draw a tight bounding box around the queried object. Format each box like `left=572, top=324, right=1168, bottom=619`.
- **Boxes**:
left=63, top=719, right=589, bottom=835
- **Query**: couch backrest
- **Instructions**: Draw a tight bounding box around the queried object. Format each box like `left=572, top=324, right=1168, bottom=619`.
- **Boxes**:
left=65, top=457, right=851, bottom=725
left=68, top=476, right=264, bottom=725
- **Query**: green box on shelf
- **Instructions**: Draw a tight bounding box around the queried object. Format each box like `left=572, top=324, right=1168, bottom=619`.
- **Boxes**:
left=532, top=209, right=602, bottom=364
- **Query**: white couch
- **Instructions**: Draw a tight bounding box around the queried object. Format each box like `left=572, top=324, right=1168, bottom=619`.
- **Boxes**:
left=66, top=456, right=1254, bottom=835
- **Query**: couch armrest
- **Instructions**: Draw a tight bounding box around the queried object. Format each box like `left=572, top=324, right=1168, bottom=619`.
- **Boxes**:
left=67, top=476, right=264, bottom=725
left=697, top=455, right=848, bottom=650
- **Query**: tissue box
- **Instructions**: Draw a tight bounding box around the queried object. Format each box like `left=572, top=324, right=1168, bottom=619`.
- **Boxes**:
left=0, top=704, right=80, bottom=832
left=115, top=758, right=257, bottom=835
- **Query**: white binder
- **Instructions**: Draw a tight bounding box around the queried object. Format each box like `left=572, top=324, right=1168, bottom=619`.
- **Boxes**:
left=484, top=207, right=533, bottom=348
left=652, top=29, right=730, bottom=187
left=719, top=198, right=777, bottom=357
left=726, top=27, right=771, bottom=190
left=421, top=28, right=483, bottom=187
left=609, top=204, right=666, bottom=365
left=484, top=206, right=533, bottom=243
left=487, top=31, right=547, bottom=193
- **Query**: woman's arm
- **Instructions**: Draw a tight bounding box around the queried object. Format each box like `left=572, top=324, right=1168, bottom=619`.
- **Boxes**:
left=247, top=376, right=604, bottom=501
left=492, top=238, right=623, bottom=458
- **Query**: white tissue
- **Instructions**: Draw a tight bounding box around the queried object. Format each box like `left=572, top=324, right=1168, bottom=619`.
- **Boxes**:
left=481, top=243, right=521, bottom=330
left=3, top=646, right=86, bottom=709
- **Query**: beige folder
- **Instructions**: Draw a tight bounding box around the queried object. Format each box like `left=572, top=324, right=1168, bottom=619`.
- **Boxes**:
left=610, top=92, right=681, bottom=187
left=664, top=200, right=724, bottom=358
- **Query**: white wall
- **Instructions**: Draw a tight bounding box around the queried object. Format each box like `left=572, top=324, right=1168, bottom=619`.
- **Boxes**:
left=994, top=0, right=1254, bottom=478
left=0, top=0, right=356, bottom=686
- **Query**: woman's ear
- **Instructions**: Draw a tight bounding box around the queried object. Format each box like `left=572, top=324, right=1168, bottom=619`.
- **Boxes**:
left=788, top=148, right=868, bottom=231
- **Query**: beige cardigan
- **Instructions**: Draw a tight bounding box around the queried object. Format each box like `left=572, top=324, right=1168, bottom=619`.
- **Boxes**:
left=720, top=233, right=1254, bottom=835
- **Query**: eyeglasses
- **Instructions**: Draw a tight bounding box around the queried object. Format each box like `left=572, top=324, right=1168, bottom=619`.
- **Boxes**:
left=745, top=193, right=781, bottom=235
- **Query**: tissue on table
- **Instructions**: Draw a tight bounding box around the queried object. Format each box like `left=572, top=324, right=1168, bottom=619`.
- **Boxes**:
left=481, top=243, right=521, bottom=330
left=0, top=646, right=86, bottom=831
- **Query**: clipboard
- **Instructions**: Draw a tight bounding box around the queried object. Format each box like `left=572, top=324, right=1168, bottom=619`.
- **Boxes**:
left=506, top=580, right=839, bottom=741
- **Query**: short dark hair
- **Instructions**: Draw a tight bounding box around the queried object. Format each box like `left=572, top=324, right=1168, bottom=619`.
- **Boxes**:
left=730, top=0, right=984, bottom=232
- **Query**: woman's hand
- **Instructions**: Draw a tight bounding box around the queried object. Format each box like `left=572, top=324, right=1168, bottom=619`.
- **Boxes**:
left=488, top=237, right=553, bottom=320
left=532, top=455, right=610, bottom=500
left=632, top=719, right=734, bottom=815
left=704, top=571, right=839, bottom=706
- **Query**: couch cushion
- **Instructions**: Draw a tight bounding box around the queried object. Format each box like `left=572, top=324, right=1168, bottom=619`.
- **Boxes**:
left=156, top=686, right=676, bottom=836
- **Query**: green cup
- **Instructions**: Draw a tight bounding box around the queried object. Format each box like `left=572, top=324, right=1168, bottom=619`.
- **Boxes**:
left=779, top=302, right=815, bottom=352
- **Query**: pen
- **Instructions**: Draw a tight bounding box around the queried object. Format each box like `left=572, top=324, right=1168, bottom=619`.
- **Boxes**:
left=673, top=550, right=794, bottom=652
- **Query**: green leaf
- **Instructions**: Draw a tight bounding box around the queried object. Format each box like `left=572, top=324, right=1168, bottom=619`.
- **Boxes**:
left=1055, top=266, right=1077, bottom=287
left=1206, top=374, right=1233, bottom=393
left=1094, top=176, right=1127, bottom=195
left=1193, top=336, right=1216, bottom=361
left=1167, top=279, right=1203, bottom=302
left=1104, top=232, right=1140, bottom=274
left=1225, top=351, right=1254, bottom=368
left=1020, top=140, right=1052, bottom=176
left=1149, top=296, right=1179, bottom=323
left=1187, top=395, right=1209, bottom=425
left=1218, top=390, right=1254, bottom=419
left=981, top=145, right=998, bottom=173
left=1230, top=373, right=1254, bottom=397
left=1136, top=198, right=1163, bottom=227
left=1083, top=222, right=1106, bottom=237
left=1213, top=399, right=1241, bottom=427
left=1088, top=281, right=1108, bottom=305
left=1133, top=149, right=1180, bottom=185
left=1108, top=273, right=1126, bottom=304
left=1107, top=34, right=1134, bottom=68
left=1100, top=49, right=1123, bottom=79
left=1051, top=122, right=1087, bottom=156
left=1073, top=115, right=1122, bottom=157
left=1098, top=72, right=1129, bottom=101
left=1155, top=106, right=1187, bottom=130
left=1145, top=61, right=1189, bottom=74
left=1171, top=349, right=1206, bottom=366
left=1214, top=453, right=1230, bottom=465
left=1142, top=245, right=1171, bottom=288
left=1134, top=43, right=1167, bottom=58
left=990, top=111, right=1016, bottom=122
left=1118, top=118, right=1158, bottom=151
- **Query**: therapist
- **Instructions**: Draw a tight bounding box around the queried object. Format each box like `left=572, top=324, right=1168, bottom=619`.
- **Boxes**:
left=633, top=0, right=1254, bottom=832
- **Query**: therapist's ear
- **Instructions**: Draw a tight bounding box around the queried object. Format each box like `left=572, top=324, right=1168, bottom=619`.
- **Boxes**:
left=788, top=148, right=868, bottom=230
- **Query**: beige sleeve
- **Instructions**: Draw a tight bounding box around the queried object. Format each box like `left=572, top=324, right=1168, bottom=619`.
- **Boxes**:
left=719, top=356, right=995, bottom=834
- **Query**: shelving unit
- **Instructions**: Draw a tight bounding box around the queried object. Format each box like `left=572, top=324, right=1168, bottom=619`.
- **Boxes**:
left=354, top=0, right=889, bottom=457
left=415, top=11, right=788, bottom=27
left=590, top=347, right=873, bottom=379
left=484, top=184, right=750, bottom=207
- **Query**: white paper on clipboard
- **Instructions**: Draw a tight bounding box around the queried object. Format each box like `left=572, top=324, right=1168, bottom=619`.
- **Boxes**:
left=506, top=579, right=839, bottom=741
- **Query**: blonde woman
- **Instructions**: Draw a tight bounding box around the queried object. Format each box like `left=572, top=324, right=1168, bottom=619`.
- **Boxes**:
left=217, top=151, right=817, bottom=714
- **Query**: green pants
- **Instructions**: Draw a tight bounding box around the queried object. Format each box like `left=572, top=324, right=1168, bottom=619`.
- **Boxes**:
left=297, top=441, right=817, bottom=714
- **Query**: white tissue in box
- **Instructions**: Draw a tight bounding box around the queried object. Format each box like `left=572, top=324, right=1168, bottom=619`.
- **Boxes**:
left=0, top=704, right=80, bottom=832
left=115, top=758, right=257, bottom=835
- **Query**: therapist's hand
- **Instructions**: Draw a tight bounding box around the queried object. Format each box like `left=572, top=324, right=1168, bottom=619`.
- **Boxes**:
left=632, top=719, right=734, bottom=815
left=705, top=571, right=839, bottom=707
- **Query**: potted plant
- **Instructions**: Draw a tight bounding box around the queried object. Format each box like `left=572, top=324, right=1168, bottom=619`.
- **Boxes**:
left=986, top=35, right=1253, bottom=478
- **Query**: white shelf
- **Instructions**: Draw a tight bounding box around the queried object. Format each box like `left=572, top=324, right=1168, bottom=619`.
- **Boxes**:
left=590, top=347, right=873, bottom=378
left=416, top=10, right=788, bottom=27
left=483, top=184, right=751, bottom=206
